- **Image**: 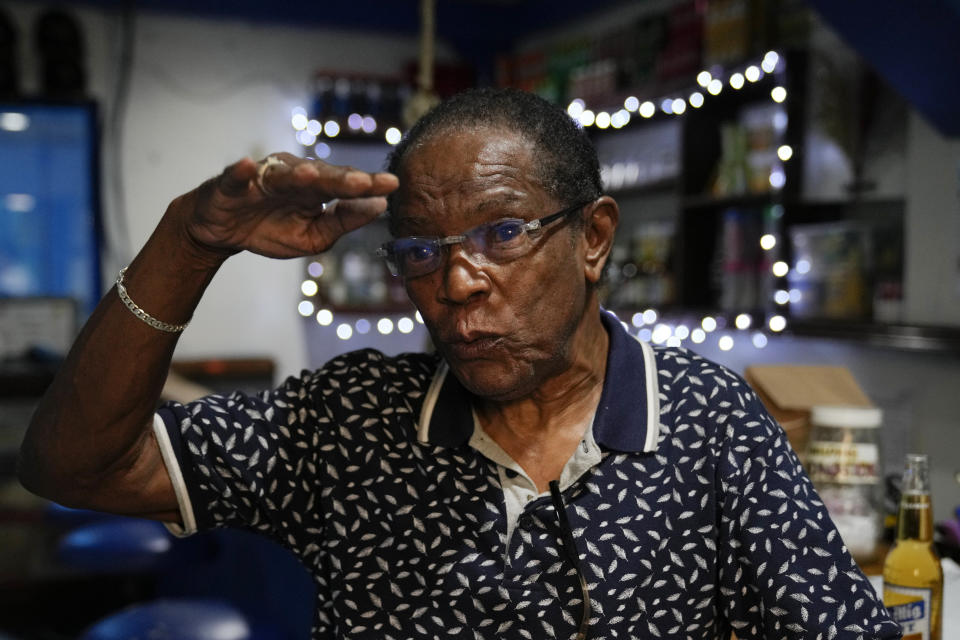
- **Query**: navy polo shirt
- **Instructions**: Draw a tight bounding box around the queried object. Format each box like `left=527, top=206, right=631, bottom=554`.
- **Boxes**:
left=155, top=311, right=900, bottom=639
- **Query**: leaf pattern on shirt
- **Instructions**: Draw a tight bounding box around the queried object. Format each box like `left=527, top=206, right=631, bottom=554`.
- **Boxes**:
left=159, top=340, right=900, bottom=640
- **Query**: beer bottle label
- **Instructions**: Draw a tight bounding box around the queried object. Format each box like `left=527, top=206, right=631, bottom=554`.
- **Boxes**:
left=884, top=584, right=932, bottom=640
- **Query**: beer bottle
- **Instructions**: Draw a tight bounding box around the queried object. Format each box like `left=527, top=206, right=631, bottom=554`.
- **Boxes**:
left=883, top=453, right=943, bottom=639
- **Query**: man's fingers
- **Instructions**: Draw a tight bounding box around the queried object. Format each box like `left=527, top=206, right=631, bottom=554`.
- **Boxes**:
left=218, top=157, right=259, bottom=197
left=259, top=157, right=397, bottom=202
left=321, top=197, right=389, bottom=235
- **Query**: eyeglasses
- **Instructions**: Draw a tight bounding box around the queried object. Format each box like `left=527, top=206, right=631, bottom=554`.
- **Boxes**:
left=549, top=480, right=590, bottom=640
left=376, top=201, right=590, bottom=279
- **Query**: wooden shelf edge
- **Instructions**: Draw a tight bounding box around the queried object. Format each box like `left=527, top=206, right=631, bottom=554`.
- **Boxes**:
left=788, top=320, right=960, bottom=354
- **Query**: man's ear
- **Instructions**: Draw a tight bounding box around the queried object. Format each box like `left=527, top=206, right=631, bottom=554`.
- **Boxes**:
left=582, top=196, right=619, bottom=284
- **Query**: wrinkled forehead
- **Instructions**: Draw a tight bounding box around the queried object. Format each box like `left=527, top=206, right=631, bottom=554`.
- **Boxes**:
left=389, top=126, right=549, bottom=224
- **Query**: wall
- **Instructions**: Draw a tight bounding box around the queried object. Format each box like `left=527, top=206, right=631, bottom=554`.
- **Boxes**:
left=4, top=2, right=452, bottom=380
left=904, top=112, right=960, bottom=326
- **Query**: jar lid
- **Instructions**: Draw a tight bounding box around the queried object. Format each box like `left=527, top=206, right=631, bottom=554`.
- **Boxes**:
left=810, top=405, right=883, bottom=429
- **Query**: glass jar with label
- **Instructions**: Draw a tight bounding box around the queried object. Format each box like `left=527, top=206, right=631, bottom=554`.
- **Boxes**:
left=805, top=405, right=884, bottom=563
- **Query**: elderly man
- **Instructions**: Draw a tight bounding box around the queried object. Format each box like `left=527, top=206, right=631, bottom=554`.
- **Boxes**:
left=19, top=89, right=899, bottom=639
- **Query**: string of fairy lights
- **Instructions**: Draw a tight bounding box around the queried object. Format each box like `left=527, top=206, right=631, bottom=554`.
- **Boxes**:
left=293, top=50, right=802, bottom=351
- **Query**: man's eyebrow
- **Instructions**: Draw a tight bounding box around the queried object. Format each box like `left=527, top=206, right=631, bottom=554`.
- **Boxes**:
left=475, top=196, right=523, bottom=212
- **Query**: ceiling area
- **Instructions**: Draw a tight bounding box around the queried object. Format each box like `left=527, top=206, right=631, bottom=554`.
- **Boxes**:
left=29, top=0, right=960, bottom=136
left=806, top=0, right=960, bottom=136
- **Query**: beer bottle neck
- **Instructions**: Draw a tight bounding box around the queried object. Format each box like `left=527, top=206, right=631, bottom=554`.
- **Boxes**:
left=896, top=491, right=934, bottom=542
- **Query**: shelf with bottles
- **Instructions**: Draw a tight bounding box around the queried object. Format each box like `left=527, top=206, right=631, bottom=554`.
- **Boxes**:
left=678, top=68, right=798, bottom=203
left=774, top=198, right=905, bottom=327
left=582, top=44, right=799, bottom=316
left=295, top=215, right=414, bottom=321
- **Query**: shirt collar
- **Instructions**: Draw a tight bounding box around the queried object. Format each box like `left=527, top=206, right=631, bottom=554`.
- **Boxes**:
left=416, top=309, right=660, bottom=453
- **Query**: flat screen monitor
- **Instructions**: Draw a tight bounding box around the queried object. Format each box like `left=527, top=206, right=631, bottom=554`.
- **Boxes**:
left=0, top=101, right=101, bottom=318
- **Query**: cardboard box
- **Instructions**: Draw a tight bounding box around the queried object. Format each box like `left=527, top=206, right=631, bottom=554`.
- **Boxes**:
left=744, top=365, right=873, bottom=458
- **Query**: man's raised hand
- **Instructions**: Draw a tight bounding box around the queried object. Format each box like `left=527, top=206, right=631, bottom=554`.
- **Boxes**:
left=175, top=152, right=398, bottom=262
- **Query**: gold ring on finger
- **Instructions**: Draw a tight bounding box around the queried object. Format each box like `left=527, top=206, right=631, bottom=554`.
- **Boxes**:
left=255, top=155, right=286, bottom=197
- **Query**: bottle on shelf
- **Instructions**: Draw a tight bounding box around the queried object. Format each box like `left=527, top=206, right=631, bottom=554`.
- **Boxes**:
left=883, top=453, right=943, bottom=640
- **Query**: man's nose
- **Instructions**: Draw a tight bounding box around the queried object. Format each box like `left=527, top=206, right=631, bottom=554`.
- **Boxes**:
left=438, top=243, right=490, bottom=304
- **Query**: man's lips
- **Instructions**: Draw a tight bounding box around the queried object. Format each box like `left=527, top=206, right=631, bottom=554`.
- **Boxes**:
left=443, top=333, right=505, bottom=360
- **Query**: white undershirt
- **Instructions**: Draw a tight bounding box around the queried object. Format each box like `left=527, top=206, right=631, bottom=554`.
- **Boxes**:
left=467, top=409, right=602, bottom=547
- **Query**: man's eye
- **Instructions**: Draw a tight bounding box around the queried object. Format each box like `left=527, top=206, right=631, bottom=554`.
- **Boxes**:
left=489, top=221, right=525, bottom=244
left=404, top=243, right=439, bottom=264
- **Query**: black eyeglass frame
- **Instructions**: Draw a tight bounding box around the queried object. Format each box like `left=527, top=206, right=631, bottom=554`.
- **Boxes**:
left=376, top=200, right=593, bottom=279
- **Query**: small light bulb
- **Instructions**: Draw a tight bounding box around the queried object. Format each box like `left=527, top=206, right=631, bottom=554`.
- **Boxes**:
left=611, top=110, right=630, bottom=128
left=701, top=316, right=717, bottom=332
left=355, top=318, right=371, bottom=334
left=377, top=318, right=394, bottom=334
left=696, top=71, right=712, bottom=87
left=729, top=73, right=745, bottom=90
left=301, top=280, right=318, bottom=296
left=639, top=101, right=656, bottom=118
left=691, top=328, right=706, bottom=344
left=772, top=261, right=789, bottom=277
left=752, top=332, right=768, bottom=348
left=595, top=111, right=611, bottom=129
left=316, top=309, right=333, bottom=325
left=671, top=98, right=686, bottom=115
left=336, top=323, right=353, bottom=340
left=735, top=313, right=752, bottom=330
left=567, top=99, right=585, bottom=118
left=771, top=86, right=787, bottom=103
left=760, top=234, right=777, bottom=250
left=768, top=315, right=787, bottom=332
left=689, top=92, right=704, bottom=108
left=324, top=120, right=340, bottom=137
left=769, top=169, right=786, bottom=189
left=296, top=130, right=317, bottom=147
left=297, top=301, right=314, bottom=316
left=744, top=65, right=761, bottom=82
left=652, top=324, right=671, bottom=344
left=579, top=110, right=595, bottom=127
left=398, top=317, right=415, bottom=334
left=291, top=113, right=308, bottom=130
left=385, top=127, right=402, bottom=145
left=762, top=51, right=780, bottom=73
left=707, top=79, right=723, bottom=95
left=624, top=96, right=639, bottom=112
left=718, top=335, right=734, bottom=351
left=777, top=144, right=793, bottom=161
